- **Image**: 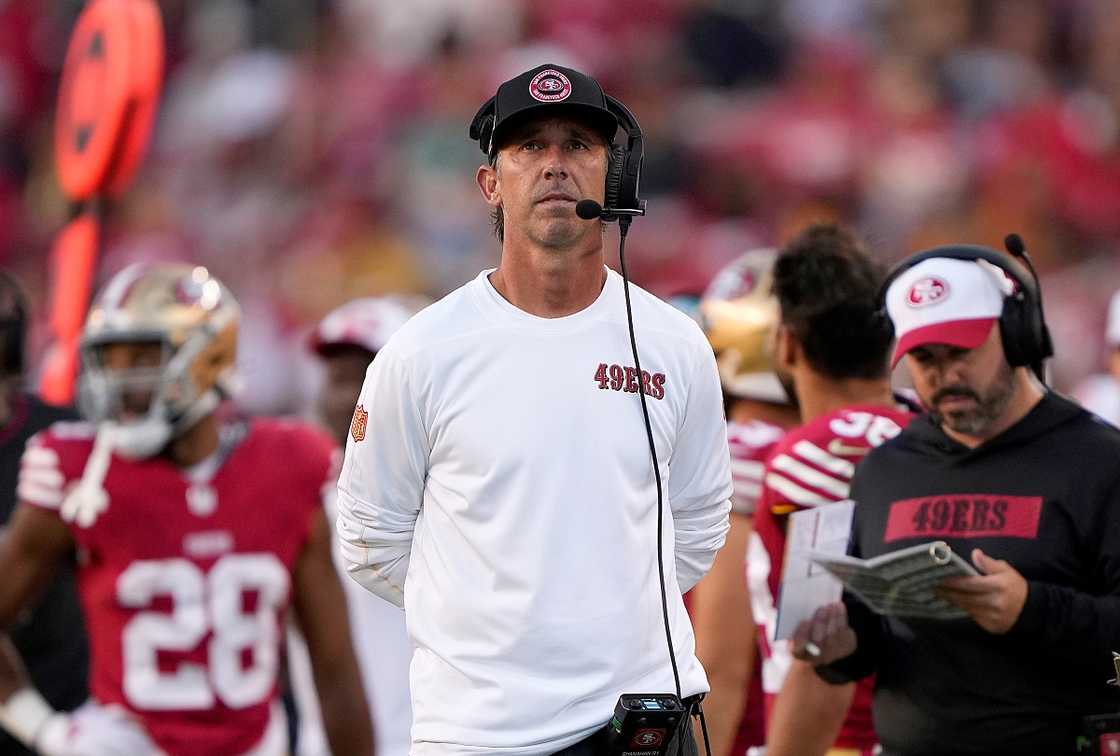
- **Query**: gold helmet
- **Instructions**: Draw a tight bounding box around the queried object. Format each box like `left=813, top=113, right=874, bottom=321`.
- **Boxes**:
left=78, top=263, right=240, bottom=457
left=700, top=249, right=787, bottom=403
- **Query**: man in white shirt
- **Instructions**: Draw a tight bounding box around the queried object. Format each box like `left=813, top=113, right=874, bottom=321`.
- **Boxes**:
left=336, top=63, right=732, bottom=755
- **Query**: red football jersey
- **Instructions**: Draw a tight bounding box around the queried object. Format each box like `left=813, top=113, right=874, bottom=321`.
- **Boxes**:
left=18, top=418, right=334, bottom=755
left=726, top=419, right=785, bottom=750
left=748, top=404, right=912, bottom=750
left=726, top=419, right=785, bottom=517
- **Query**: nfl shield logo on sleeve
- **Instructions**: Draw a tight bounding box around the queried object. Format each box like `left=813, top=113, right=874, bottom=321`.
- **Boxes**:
left=351, top=404, right=368, bottom=442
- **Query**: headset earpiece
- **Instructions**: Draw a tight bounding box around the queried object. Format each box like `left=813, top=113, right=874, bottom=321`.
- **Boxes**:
left=997, top=279, right=1046, bottom=370
left=603, top=95, right=646, bottom=220
left=604, top=143, right=626, bottom=213
left=469, top=97, right=497, bottom=158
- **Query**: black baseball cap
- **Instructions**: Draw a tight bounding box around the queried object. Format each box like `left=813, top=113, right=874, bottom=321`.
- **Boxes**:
left=470, top=63, right=619, bottom=157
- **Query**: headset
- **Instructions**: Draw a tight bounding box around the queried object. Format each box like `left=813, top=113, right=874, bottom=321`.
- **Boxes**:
left=0, top=270, right=27, bottom=378
left=598, top=95, right=647, bottom=222
left=877, top=235, right=1053, bottom=378
left=469, top=95, right=647, bottom=223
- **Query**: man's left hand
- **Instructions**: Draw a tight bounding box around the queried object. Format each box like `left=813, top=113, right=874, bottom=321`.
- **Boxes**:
left=937, top=549, right=1028, bottom=634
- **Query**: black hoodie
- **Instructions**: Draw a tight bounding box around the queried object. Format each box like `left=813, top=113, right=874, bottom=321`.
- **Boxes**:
left=822, top=392, right=1120, bottom=756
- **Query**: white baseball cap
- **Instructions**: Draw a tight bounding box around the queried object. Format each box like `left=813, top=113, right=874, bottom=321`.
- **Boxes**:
left=884, top=257, right=1015, bottom=367
left=1107, top=289, right=1120, bottom=347
left=310, top=296, right=425, bottom=357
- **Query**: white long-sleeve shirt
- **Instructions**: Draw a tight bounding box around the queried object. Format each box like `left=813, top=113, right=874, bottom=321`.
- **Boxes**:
left=336, top=268, right=732, bottom=754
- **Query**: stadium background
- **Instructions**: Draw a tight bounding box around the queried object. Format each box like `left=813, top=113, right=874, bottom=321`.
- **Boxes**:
left=2, top=0, right=1119, bottom=412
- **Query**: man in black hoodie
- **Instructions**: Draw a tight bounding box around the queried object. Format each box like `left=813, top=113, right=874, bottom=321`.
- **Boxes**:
left=791, top=247, right=1120, bottom=755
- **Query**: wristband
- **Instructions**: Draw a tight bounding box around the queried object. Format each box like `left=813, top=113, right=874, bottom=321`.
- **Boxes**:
left=32, top=712, right=76, bottom=756
left=0, top=687, right=58, bottom=748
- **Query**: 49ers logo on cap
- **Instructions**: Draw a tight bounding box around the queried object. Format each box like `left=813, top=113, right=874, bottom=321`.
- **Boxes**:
left=529, top=69, right=572, bottom=102
left=906, top=276, right=950, bottom=308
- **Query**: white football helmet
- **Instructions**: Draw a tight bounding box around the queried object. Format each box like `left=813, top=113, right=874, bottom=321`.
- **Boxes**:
left=700, top=249, right=787, bottom=403
left=309, top=295, right=427, bottom=357
left=77, top=263, right=240, bottom=458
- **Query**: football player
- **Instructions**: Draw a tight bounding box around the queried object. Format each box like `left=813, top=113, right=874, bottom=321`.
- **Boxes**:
left=0, top=264, right=373, bottom=755
left=290, top=296, right=423, bottom=756
left=752, top=224, right=914, bottom=756
left=689, top=250, right=799, bottom=754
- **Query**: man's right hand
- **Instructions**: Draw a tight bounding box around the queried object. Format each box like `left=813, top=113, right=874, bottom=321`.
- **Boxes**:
left=790, top=602, right=857, bottom=665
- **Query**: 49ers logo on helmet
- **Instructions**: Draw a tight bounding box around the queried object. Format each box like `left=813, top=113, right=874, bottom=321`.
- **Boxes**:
left=710, top=264, right=757, bottom=300
left=529, top=69, right=572, bottom=102
left=906, top=276, right=949, bottom=308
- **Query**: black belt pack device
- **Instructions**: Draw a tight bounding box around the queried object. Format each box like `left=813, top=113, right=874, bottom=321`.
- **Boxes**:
left=604, top=694, right=686, bottom=756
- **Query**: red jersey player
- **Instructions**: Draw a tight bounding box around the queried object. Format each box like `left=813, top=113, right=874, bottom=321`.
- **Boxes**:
left=750, top=224, right=914, bottom=756
left=751, top=407, right=911, bottom=752
left=689, top=249, right=798, bottom=755
left=0, top=264, right=372, bottom=756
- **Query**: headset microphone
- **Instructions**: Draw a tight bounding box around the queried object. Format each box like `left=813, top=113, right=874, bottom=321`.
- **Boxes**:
left=575, top=199, right=603, bottom=220
left=1002, top=233, right=1054, bottom=372
left=1004, top=233, right=1026, bottom=257
left=576, top=199, right=646, bottom=222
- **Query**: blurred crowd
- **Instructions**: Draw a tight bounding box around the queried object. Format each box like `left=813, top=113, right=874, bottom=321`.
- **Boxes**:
left=2, top=0, right=1120, bottom=411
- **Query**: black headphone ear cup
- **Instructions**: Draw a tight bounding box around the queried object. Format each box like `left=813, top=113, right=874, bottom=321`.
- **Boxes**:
left=1011, top=269, right=1052, bottom=367
left=469, top=96, right=497, bottom=154
left=478, top=115, right=496, bottom=157
left=998, top=294, right=1034, bottom=368
left=604, top=144, right=626, bottom=210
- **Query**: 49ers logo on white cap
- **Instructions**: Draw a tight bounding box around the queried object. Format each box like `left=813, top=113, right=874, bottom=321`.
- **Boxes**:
left=906, top=276, right=950, bottom=308
left=529, top=69, right=572, bottom=102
